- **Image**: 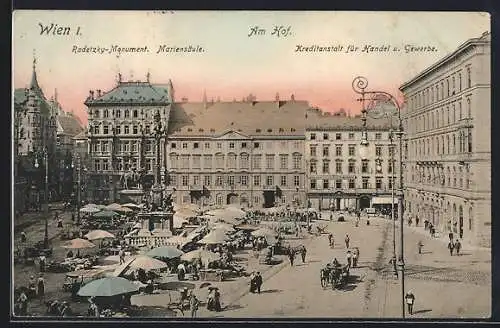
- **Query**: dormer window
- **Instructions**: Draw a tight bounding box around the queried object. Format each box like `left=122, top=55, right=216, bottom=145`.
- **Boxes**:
left=199, top=128, right=204, bottom=132
left=279, top=128, right=284, bottom=132
left=267, top=129, right=272, bottom=133
left=256, top=129, right=261, bottom=133
left=210, top=129, right=215, bottom=133
left=187, top=128, right=193, bottom=132
left=291, top=128, right=296, bottom=132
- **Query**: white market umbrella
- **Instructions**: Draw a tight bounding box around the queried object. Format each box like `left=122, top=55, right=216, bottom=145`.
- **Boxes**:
left=181, top=249, right=220, bottom=262
left=61, top=238, right=97, bottom=249
left=122, top=203, right=141, bottom=210
left=198, top=229, right=230, bottom=245
left=85, top=230, right=116, bottom=241
left=77, top=277, right=139, bottom=297
left=80, top=207, right=101, bottom=214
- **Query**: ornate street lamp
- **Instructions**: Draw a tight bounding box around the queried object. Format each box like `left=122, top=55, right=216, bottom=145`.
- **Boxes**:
left=71, top=154, right=82, bottom=223
left=34, top=147, right=49, bottom=249
left=352, top=76, right=406, bottom=318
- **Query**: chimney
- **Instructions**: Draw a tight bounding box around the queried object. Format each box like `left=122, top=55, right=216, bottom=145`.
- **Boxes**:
left=89, top=90, right=94, bottom=99
left=97, top=89, right=102, bottom=97
left=275, top=92, right=281, bottom=108
left=290, top=94, right=295, bottom=102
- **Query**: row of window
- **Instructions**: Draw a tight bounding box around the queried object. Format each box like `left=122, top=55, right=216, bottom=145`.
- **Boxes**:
left=407, top=97, right=472, bottom=134
left=309, top=132, right=387, bottom=141
left=409, top=129, right=473, bottom=158
left=171, top=140, right=302, bottom=150
left=170, top=154, right=302, bottom=170
left=408, top=165, right=471, bottom=189
left=92, top=109, right=158, bottom=119
left=309, top=159, right=394, bottom=174
left=91, top=140, right=155, bottom=153
left=169, top=174, right=301, bottom=188
left=310, top=144, right=395, bottom=157
left=407, top=66, right=472, bottom=111
left=309, top=177, right=394, bottom=190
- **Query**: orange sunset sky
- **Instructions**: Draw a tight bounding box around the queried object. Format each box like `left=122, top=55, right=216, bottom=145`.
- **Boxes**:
left=12, top=11, right=490, bottom=125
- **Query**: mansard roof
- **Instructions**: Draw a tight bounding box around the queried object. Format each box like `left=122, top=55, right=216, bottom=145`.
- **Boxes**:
left=84, top=81, right=171, bottom=106
left=168, top=99, right=310, bottom=137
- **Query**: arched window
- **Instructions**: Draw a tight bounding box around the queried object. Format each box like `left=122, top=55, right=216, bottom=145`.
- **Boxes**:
left=452, top=104, right=456, bottom=123
left=103, top=109, right=109, bottom=118
left=446, top=107, right=450, bottom=125
left=467, top=98, right=471, bottom=118
left=459, top=73, right=462, bottom=91
left=459, top=102, right=462, bottom=120
left=467, top=67, right=471, bottom=88
left=446, top=135, right=450, bottom=154
left=133, top=110, right=138, bottom=118
left=94, top=110, right=100, bottom=118
left=446, top=79, right=450, bottom=97
left=452, top=134, right=456, bottom=153
left=469, top=206, right=473, bottom=230
left=125, top=110, right=130, bottom=118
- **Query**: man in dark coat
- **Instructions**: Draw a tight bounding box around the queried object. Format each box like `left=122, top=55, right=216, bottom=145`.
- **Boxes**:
left=254, top=272, right=263, bottom=293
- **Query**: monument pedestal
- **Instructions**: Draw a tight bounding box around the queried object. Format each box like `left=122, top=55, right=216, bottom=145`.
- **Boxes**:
left=125, top=211, right=174, bottom=248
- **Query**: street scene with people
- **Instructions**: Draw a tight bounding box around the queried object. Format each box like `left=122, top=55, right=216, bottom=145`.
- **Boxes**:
left=13, top=204, right=490, bottom=318
left=13, top=11, right=490, bottom=320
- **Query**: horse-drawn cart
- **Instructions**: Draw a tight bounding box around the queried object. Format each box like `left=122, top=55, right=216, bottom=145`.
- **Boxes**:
left=320, top=264, right=349, bottom=290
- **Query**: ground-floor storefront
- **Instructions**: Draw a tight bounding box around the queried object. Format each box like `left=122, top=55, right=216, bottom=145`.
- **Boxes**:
left=405, top=187, right=491, bottom=248
left=307, top=192, right=396, bottom=212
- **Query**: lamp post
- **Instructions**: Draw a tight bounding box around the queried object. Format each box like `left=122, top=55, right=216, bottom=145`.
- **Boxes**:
left=34, top=147, right=49, bottom=249
left=352, top=76, right=405, bottom=318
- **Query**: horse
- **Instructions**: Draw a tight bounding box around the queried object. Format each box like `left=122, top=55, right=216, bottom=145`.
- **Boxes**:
left=320, top=267, right=331, bottom=289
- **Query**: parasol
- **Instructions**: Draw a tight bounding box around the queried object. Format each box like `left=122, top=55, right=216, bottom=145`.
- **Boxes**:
left=122, top=203, right=142, bottom=210
left=77, top=277, right=139, bottom=297
left=197, top=229, right=230, bottom=245
left=84, top=230, right=115, bottom=241
left=93, top=210, right=119, bottom=219
left=146, top=246, right=184, bottom=259
left=61, top=238, right=96, bottom=249
left=80, top=207, right=101, bottom=214
left=180, top=249, right=220, bottom=262
left=126, top=255, right=169, bottom=271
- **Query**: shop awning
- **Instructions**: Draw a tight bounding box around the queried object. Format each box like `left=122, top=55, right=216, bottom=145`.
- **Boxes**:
left=371, top=197, right=398, bottom=205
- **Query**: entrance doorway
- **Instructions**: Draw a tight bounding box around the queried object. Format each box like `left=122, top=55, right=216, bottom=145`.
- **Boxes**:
left=263, top=191, right=275, bottom=208
left=359, top=196, right=370, bottom=209
left=226, top=193, right=239, bottom=205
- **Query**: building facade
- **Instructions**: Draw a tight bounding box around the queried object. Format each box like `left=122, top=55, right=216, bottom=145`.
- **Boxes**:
left=400, top=32, right=491, bottom=247
left=167, top=96, right=307, bottom=209
left=84, top=74, right=173, bottom=203
left=14, top=59, right=58, bottom=210
left=84, top=77, right=309, bottom=208
left=305, top=112, right=399, bottom=211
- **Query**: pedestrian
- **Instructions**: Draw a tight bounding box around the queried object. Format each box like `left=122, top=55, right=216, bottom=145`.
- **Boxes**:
left=300, top=246, right=307, bottom=263
left=254, top=272, right=263, bottom=293
left=249, top=271, right=256, bottom=293
left=389, top=257, right=398, bottom=278
left=37, top=273, right=45, bottom=302
left=88, top=297, right=100, bottom=317
left=447, top=240, right=454, bottom=256
left=39, top=253, right=46, bottom=272
left=405, top=290, right=415, bottom=315
left=288, top=250, right=295, bottom=266
left=459, top=228, right=464, bottom=239
left=454, top=239, right=462, bottom=255
left=118, top=249, right=125, bottom=264
left=57, top=218, right=63, bottom=228
left=177, top=262, right=186, bottom=281
left=344, top=234, right=350, bottom=249
left=328, top=233, right=333, bottom=247
left=448, top=232, right=454, bottom=241
left=71, top=212, right=75, bottom=222
left=417, top=241, right=424, bottom=254
left=189, top=293, right=200, bottom=318
left=346, top=250, right=353, bottom=269
left=21, top=231, right=27, bottom=243
left=415, top=216, right=420, bottom=227
left=17, top=290, right=28, bottom=316
left=28, top=275, right=37, bottom=299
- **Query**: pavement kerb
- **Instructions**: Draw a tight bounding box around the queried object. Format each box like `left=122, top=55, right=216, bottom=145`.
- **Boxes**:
left=225, top=234, right=317, bottom=306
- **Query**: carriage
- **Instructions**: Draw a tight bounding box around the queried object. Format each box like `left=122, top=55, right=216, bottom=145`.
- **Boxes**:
left=320, top=264, right=349, bottom=290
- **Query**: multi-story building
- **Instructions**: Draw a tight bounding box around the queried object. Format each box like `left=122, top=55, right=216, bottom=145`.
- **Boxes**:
left=14, top=58, right=58, bottom=210
left=305, top=111, right=398, bottom=211
left=400, top=31, right=491, bottom=247
left=85, top=75, right=309, bottom=207
left=84, top=74, right=173, bottom=202
left=167, top=94, right=308, bottom=209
